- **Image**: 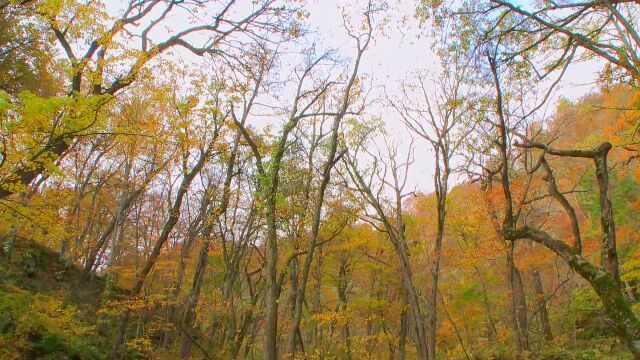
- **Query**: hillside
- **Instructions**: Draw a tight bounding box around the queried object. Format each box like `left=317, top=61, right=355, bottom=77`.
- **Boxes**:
left=0, top=240, right=109, bottom=359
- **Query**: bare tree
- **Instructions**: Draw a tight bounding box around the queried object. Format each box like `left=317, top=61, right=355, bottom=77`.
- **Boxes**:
left=285, top=9, right=373, bottom=358
left=391, top=54, right=474, bottom=359
left=343, top=138, right=430, bottom=360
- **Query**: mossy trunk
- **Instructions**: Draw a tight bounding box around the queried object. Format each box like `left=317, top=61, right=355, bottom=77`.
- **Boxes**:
left=507, top=226, right=640, bottom=358
left=569, top=257, right=640, bottom=359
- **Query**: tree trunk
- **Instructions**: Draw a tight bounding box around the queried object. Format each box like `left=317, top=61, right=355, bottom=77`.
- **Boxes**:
left=179, top=239, right=210, bottom=359
left=509, top=226, right=640, bottom=358
left=532, top=269, right=553, bottom=342
left=263, top=193, right=279, bottom=360
left=181, top=131, right=239, bottom=359
left=397, top=243, right=429, bottom=360
left=337, top=259, right=351, bottom=360
left=397, top=292, right=408, bottom=360
left=427, top=182, right=446, bottom=360
left=507, top=243, right=529, bottom=354
left=285, top=28, right=371, bottom=357
left=84, top=187, right=140, bottom=274
left=313, top=244, right=323, bottom=353
left=593, top=147, right=621, bottom=285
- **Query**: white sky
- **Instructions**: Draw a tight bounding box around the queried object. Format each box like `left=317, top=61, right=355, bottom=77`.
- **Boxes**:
left=305, top=0, right=601, bottom=193
left=100, top=0, right=602, bottom=194
left=305, top=0, right=438, bottom=192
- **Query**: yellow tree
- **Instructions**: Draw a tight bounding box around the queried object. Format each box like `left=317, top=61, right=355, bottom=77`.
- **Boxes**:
left=0, top=0, right=298, bottom=199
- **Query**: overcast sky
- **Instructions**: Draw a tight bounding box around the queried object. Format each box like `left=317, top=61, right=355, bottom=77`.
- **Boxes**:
left=103, top=0, right=602, bottom=194
left=303, top=0, right=601, bottom=193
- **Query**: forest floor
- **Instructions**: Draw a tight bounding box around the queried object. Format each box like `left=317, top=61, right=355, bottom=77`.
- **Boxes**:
left=0, top=239, right=635, bottom=359
left=0, top=240, right=112, bottom=359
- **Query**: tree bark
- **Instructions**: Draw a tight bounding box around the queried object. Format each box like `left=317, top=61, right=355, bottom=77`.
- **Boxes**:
left=397, top=292, right=408, bottom=360
left=508, top=225, right=640, bottom=358
left=594, top=146, right=621, bottom=285
left=532, top=269, right=553, bottom=342
left=507, top=242, right=529, bottom=354
left=179, top=238, right=211, bottom=359
left=337, top=259, right=352, bottom=360
left=427, top=161, right=447, bottom=360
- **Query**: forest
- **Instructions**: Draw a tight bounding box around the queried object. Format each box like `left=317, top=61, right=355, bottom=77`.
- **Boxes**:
left=1, top=0, right=640, bottom=359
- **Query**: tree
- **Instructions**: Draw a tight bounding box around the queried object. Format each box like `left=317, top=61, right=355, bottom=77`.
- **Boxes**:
left=482, top=51, right=640, bottom=358
left=0, top=1, right=59, bottom=96
left=110, top=93, right=224, bottom=358
left=485, top=0, right=640, bottom=84
left=0, top=0, right=297, bottom=199
left=234, top=45, right=342, bottom=360
left=344, top=136, right=430, bottom=360
left=285, top=9, right=373, bottom=357
left=391, top=47, right=474, bottom=359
